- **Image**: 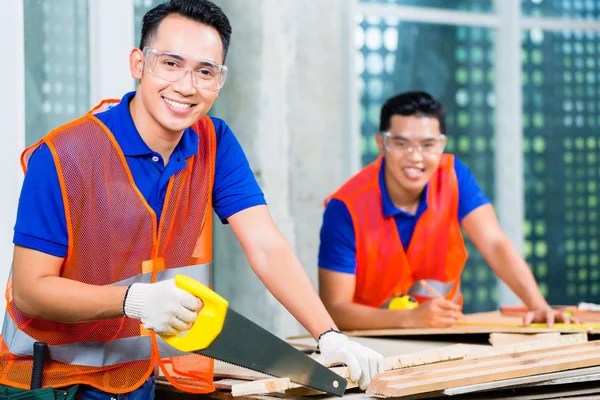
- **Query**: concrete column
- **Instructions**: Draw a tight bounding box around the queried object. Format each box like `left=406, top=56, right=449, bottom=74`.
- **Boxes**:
left=210, top=0, right=352, bottom=339
left=89, top=0, right=135, bottom=104
left=0, top=0, right=25, bottom=312
left=494, top=0, right=524, bottom=307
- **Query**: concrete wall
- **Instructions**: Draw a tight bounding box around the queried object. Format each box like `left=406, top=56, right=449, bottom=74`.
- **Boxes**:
left=210, top=0, right=356, bottom=339
left=0, top=0, right=25, bottom=312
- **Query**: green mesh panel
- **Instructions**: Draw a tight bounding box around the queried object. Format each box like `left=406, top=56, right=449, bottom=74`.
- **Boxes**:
left=359, top=0, right=493, bottom=13
left=356, top=14, right=497, bottom=312
left=24, top=0, right=89, bottom=146
left=523, top=26, right=600, bottom=304
left=522, top=0, right=600, bottom=18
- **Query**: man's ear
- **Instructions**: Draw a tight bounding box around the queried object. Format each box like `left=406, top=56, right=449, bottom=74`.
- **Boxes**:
left=375, top=133, right=385, bottom=156
left=130, top=48, right=144, bottom=80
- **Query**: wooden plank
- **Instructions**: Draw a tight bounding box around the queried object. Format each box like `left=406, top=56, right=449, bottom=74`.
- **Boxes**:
left=488, top=332, right=560, bottom=346
left=460, top=311, right=600, bottom=329
left=340, top=312, right=598, bottom=337
left=469, top=333, right=588, bottom=359
left=288, top=344, right=468, bottom=396
left=286, top=336, right=461, bottom=357
left=376, top=343, right=598, bottom=383
left=529, top=370, right=600, bottom=387
left=381, top=353, right=600, bottom=395
left=317, top=344, right=469, bottom=383
left=238, top=335, right=585, bottom=397
left=457, top=321, right=600, bottom=330
left=501, top=305, right=600, bottom=323
left=384, top=343, right=468, bottom=369
left=214, top=379, right=255, bottom=390
left=231, top=378, right=290, bottom=397
left=343, top=325, right=591, bottom=337
left=208, top=392, right=290, bottom=400
left=444, top=365, right=600, bottom=395
left=367, top=340, right=600, bottom=397
left=228, top=344, right=470, bottom=397
left=450, top=384, right=600, bottom=400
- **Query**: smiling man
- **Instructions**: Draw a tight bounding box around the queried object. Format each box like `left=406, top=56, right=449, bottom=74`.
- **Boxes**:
left=318, top=91, right=571, bottom=331
left=0, top=0, right=383, bottom=398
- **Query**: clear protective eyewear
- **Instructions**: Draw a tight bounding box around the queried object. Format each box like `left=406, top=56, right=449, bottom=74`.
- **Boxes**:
left=143, top=46, right=228, bottom=91
left=382, top=132, right=447, bottom=156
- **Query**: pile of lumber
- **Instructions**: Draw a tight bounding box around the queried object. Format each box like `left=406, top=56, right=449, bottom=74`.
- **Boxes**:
left=369, top=333, right=600, bottom=399
left=155, top=312, right=600, bottom=399
left=165, top=332, right=599, bottom=399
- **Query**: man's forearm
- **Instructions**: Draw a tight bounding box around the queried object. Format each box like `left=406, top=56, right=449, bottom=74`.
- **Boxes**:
left=486, top=238, right=548, bottom=310
left=14, top=276, right=128, bottom=322
left=246, top=239, right=341, bottom=339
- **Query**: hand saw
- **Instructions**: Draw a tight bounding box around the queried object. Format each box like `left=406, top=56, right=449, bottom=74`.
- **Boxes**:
left=160, top=275, right=347, bottom=396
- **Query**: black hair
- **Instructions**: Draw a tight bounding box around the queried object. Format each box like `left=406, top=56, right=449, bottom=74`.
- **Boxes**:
left=379, top=91, right=446, bottom=134
left=139, top=0, right=232, bottom=63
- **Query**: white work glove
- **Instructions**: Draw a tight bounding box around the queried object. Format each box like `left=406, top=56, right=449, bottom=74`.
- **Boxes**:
left=315, top=330, right=385, bottom=391
left=123, top=279, right=201, bottom=335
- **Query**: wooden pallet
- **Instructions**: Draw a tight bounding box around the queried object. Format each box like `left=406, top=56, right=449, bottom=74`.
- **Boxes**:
left=367, top=340, right=600, bottom=397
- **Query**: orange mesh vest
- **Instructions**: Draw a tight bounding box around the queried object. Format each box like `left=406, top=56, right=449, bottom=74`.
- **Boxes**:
left=328, top=155, right=468, bottom=308
left=0, top=99, right=217, bottom=394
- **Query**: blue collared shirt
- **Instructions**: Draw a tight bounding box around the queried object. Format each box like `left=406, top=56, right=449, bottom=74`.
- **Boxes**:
left=14, top=91, right=266, bottom=257
left=318, top=157, right=490, bottom=274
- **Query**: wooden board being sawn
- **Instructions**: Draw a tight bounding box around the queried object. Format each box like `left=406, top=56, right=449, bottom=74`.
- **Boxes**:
left=286, top=335, right=467, bottom=356
left=217, top=334, right=587, bottom=398
left=338, top=311, right=598, bottom=337
left=215, top=336, right=481, bottom=380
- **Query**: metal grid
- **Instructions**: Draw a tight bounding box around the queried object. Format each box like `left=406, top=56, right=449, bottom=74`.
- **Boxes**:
left=522, top=0, right=600, bottom=19
left=356, top=15, right=497, bottom=312
left=359, top=0, right=494, bottom=13
left=23, top=0, right=89, bottom=146
left=523, top=27, right=600, bottom=303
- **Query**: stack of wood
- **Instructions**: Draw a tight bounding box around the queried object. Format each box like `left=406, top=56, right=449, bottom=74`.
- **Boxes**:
left=156, top=311, right=600, bottom=400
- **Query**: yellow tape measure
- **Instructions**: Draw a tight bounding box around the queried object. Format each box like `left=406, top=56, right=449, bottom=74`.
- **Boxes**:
left=383, top=295, right=419, bottom=310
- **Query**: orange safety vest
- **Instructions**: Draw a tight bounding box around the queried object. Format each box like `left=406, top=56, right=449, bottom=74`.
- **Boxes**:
left=0, top=100, right=217, bottom=394
left=327, top=155, right=468, bottom=308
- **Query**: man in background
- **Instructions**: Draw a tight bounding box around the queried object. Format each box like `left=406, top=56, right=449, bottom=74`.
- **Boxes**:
left=318, top=91, right=571, bottom=330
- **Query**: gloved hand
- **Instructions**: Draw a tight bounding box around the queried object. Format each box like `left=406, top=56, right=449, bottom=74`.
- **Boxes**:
left=315, top=330, right=385, bottom=390
left=123, top=279, right=201, bottom=335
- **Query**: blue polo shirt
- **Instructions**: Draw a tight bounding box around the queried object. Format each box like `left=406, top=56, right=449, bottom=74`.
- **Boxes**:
left=14, top=91, right=266, bottom=258
left=318, top=157, right=490, bottom=274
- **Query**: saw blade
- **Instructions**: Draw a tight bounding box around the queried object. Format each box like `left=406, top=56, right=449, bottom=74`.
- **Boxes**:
left=195, top=308, right=347, bottom=396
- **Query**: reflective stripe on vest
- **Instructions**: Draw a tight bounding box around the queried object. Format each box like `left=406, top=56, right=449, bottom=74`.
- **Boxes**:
left=2, top=263, right=210, bottom=366
left=407, top=280, right=461, bottom=303
left=109, top=263, right=212, bottom=288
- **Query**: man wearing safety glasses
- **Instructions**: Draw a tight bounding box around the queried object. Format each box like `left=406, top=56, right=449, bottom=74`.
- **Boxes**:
left=0, top=0, right=383, bottom=398
left=318, top=91, right=571, bottom=331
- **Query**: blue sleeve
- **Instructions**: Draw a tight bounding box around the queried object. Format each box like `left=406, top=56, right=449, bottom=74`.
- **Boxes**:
left=211, top=118, right=266, bottom=223
left=318, top=198, right=357, bottom=274
left=454, top=157, right=491, bottom=222
left=13, top=143, right=68, bottom=257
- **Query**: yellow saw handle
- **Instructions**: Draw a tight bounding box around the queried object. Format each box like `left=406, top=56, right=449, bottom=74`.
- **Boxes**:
left=160, top=275, right=229, bottom=352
